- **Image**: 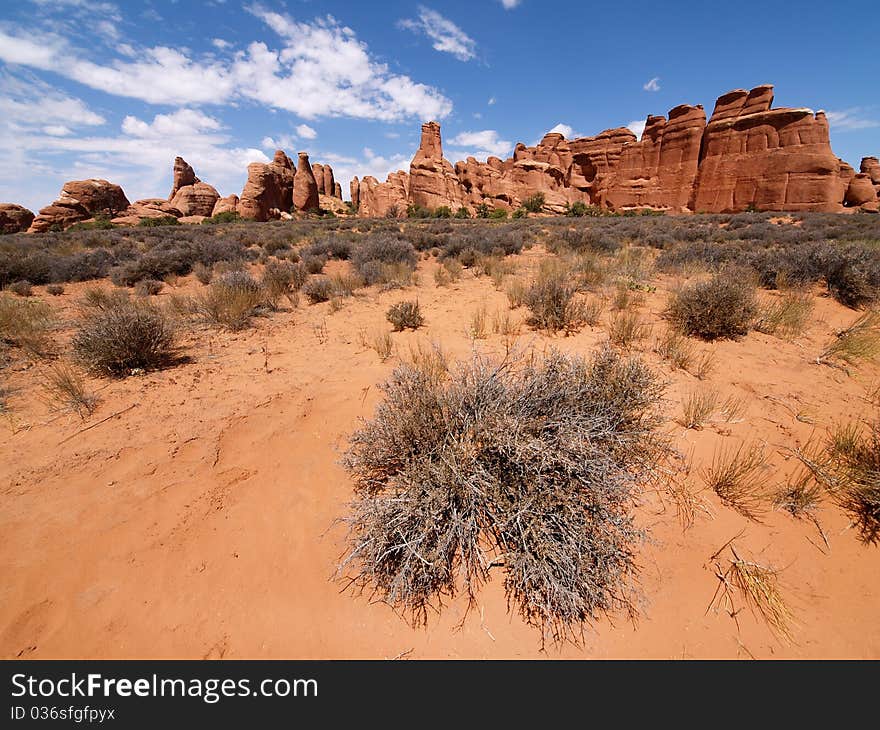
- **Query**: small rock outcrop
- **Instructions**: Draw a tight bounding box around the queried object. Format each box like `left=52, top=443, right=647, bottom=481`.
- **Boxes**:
left=167, top=157, right=219, bottom=217
left=211, top=194, right=239, bottom=217
left=28, top=180, right=130, bottom=232
left=111, top=199, right=182, bottom=226
left=0, top=204, right=35, bottom=234
left=169, top=156, right=199, bottom=199
left=292, top=152, right=319, bottom=211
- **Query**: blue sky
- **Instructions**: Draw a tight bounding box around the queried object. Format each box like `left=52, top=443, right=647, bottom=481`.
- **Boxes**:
left=1, top=0, right=877, bottom=211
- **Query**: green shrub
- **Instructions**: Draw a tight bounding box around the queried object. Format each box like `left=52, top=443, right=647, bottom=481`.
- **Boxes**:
left=522, top=193, right=545, bottom=213
left=454, top=207, right=470, bottom=219
left=489, top=208, right=508, bottom=220
left=139, top=216, right=179, bottom=227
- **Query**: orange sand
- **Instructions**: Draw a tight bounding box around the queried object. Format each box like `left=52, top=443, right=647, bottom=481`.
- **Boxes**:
left=1, top=247, right=878, bottom=659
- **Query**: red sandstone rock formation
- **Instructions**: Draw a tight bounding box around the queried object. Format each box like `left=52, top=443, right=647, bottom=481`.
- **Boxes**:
left=357, top=172, right=408, bottom=217
left=111, top=198, right=182, bottom=226
left=28, top=179, right=130, bottom=232
left=323, top=166, right=336, bottom=199
left=293, top=152, right=319, bottom=211
left=691, top=85, right=843, bottom=212
left=350, top=176, right=360, bottom=209
left=312, top=163, right=325, bottom=194
left=334, top=182, right=342, bottom=199
left=237, top=150, right=295, bottom=221
left=211, top=194, right=239, bottom=217
left=351, top=83, right=867, bottom=217
left=408, top=122, right=465, bottom=210
left=169, top=156, right=199, bottom=199
left=0, top=204, right=35, bottom=234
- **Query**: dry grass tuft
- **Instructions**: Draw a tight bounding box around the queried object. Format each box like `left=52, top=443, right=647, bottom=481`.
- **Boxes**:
left=608, top=311, right=650, bottom=349
left=386, top=300, right=424, bottom=331
left=360, top=329, right=394, bottom=362
left=467, top=305, right=488, bottom=340
left=680, top=390, right=718, bottom=429
left=0, top=293, right=55, bottom=358
left=818, top=310, right=880, bottom=367
left=524, top=265, right=586, bottom=333
left=39, top=361, right=99, bottom=419
left=654, top=329, right=694, bottom=371
left=709, top=543, right=796, bottom=643
left=703, top=442, right=771, bottom=521
left=755, top=291, right=814, bottom=339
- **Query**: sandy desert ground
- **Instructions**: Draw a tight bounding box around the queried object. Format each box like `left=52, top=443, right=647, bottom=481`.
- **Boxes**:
left=1, top=231, right=879, bottom=659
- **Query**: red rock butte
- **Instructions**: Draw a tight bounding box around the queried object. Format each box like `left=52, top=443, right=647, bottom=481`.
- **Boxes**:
left=4, top=83, right=878, bottom=232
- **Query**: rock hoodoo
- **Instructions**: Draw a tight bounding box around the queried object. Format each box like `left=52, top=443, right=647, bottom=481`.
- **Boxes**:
left=168, top=157, right=220, bottom=217
left=292, top=152, right=319, bottom=212
left=353, top=84, right=875, bottom=216
left=237, top=150, right=296, bottom=221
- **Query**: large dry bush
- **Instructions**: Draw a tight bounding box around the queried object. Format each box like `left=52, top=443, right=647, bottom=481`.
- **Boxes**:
left=523, top=264, right=585, bottom=333
left=0, top=293, right=55, bottom=357
left=666, top=270, right=758, bottom=340
left=72, top=295, right=177, bottom=376
left=339, top=345, right=667, bottom=644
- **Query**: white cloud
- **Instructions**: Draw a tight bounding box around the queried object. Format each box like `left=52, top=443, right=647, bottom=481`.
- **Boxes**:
left=212, top=38, right=232, bottom=50
left=643, top=77, right=661, bottom=92
left=43, top=125, right=73, bottom=136
left=627, top=120, right=646, bottom=139
left=488, top=96, right=496, bottom=105
left=399, top=6, right=477, bottom=62
left=547, top=123, right=580, bottom=139
left=499, top=0, right=521, bottom=8
left=448, top=129, right=512, bottom=159
left=0, top=9, right=453, bottom=122
left=261, top=134, right=298, bottom=151
left=296, top=124, right=317, bottom=139
left=825, top=108, right=880, bottom=131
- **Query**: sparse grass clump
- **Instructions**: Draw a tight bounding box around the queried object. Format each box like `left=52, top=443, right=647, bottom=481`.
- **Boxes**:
left=134, top=279, right=163, bottom=297
left=825, top=422, right=880, bottom=544
left=524, top=267, right=585, bottom=333
left=704, top=442, right=770, bottom=521
left=260, top=260, right=297, bottom=309
left=680, top=390, right=718, bottom=429
left=666, top=271, right=758, bottom=340
left=608, top=311, right=649, bottom=349
left=339, top=345, right=667, bottom=644
left=818, top=310, right=880, bottom=366
left=654, top=329, right=695, bottom=370
left=197, top=271, right=264, bottom=330
left=0, top=294, right=54, bottom=357
left=46, top=284, right=65, bottom=296
left=755, top=291, right=813, bottom=339
left=39, top=361, right=98, bottom=419
left=386, top=300, right=424, bottom=331
left=302, top=276, right=334, bottom=304
left=72, top=297, right=177, bottom=376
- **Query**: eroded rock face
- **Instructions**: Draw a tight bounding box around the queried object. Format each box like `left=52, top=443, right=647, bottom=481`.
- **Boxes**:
left=599, top=105, right=706, bottom=212
left=211, top=194, right=239, bottom=217
left=293, top=152, right=319, bottom=211
left=845, top=174, right=878, bottom=207
left=353, top=83, right=863, bottom=217
left=334, top=182, right=342, bottom=199
left=171, top=182, right=220, bottom=217
left=312, top=163, right=325, bottom=194
left=111, top=198, right=182, bottom=226
left=0, top=204, right=35, bottom=234
left=323, top=166, right=336, bottom=199
left=237, top=150, right=295, bottom=221
left=357, top=172, right=408, bottom=217
left=691, top=86, right=843, bottom=212
left=28, top=180, right=130, bottom=232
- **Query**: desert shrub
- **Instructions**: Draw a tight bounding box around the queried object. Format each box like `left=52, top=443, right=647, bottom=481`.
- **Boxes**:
left=46, top=284, right=65, bottom=296
left=818, top=311, right=880, bottom=366
left=489, top=208, right=508, bottom=220
left=139, top=216, right=179, bottom=227
left=522, top=193, right=545, bottom=213
left=193, top=262, right=213, bottom=285
left=433, top=206, right=452, bottom=219
left=666, top=270, right=758, bottom=340
left=608, top=311, right=650, bottom=349
left=386, top=300, right=424, bottom=331
left=303, top=276, right=334, bottom=304
left=39, top=361, right=98, bottom=419
left=754, top=291, right=813, bottom=339
left=825, top=422, right=880, bottom=544
left=7, top=280, right=32, bottom=297
left=512, top=207, right=528, bottom=219
left=260, top=260, right=296, bottom=309
left=301, top=254, right=327, bottom=274
left=454, top=207, right=470, bottom=219
left=406, top=204, right=432, bottom=219
left=202, top=211, right=241, bottom=225
left=704, top=442, right=770, bottom=521
left=0, top=294, right=54, bottom=357
left=475, top=203, right=491, bottom=219
left=302, top=237, right=352, bottom=261
left=339, top=345, right=666, bottom=644
left=197, top=271, right=264, bottom=330
left=524, top=267, right=585, bottom=333
left=72, top=297, right=177, bottom=376
left=352, top=235, right=418, bottom=286
left=134, top=279, right=163, bottom=297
